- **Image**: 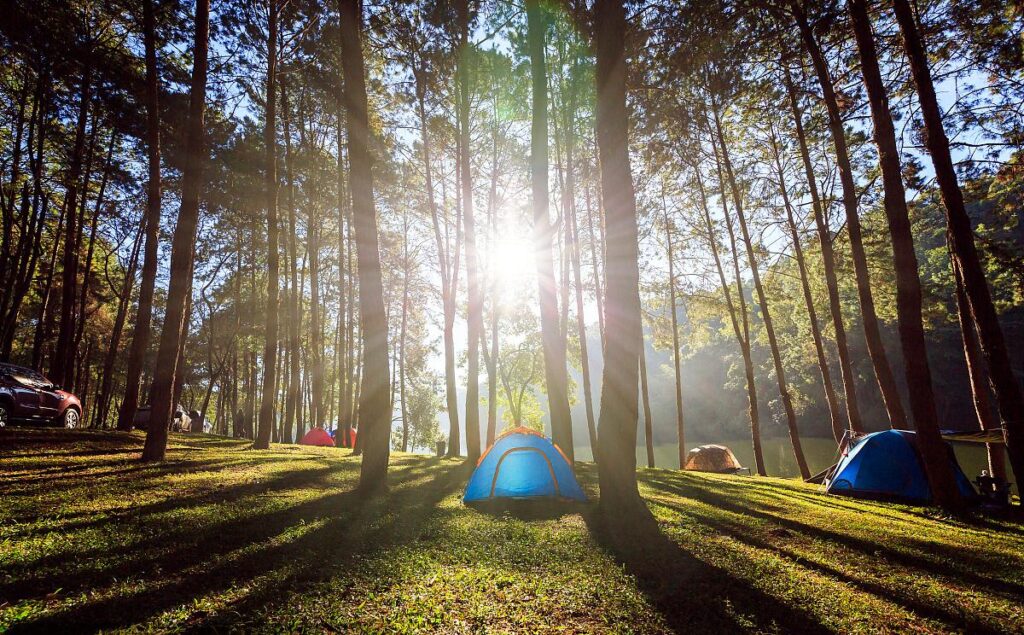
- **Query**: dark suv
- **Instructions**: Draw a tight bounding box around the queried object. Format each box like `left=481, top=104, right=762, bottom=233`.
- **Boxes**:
left=0, top=363, right=83, bottom=429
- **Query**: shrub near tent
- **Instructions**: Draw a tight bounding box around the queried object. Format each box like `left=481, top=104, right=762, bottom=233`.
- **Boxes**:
left=464, top=428, right=586, bottom=503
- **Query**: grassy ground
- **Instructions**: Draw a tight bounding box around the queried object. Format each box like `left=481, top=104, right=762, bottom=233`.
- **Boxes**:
left=1, top=429, right=1022, bottom=634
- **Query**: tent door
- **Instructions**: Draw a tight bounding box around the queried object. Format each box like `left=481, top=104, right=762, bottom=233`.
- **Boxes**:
left=489, top=447, right=560, bottom=498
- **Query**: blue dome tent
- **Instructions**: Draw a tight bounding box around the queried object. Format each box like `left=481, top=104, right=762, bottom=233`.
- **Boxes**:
left=464, top=428, right=586, bottom=503
left=826, top=430, right=976, bottom=503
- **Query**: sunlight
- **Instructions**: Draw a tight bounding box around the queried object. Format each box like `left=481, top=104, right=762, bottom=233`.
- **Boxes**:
left=489, top=234, right=536, bottom=286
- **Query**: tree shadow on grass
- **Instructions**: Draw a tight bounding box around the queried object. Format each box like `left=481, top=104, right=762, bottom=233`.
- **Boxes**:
left=467, top=498, right=591, bottom=521
left=685, top=508, right=1009, bottom=634
left=644, top=474, right=1024, bottom=601
left=1, top=456, right=246, bottom=491
left=583, top=503, right=831, bottom=634
left=7, top=460, right=470, bottom=634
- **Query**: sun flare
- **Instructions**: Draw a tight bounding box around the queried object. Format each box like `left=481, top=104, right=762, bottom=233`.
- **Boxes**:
left=488, top=234, right=536, bottom=285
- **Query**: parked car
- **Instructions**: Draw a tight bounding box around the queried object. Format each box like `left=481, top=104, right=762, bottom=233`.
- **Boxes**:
left=0, top=363, right=83, bottom=429
left=133, top=404, right=191, bottom=432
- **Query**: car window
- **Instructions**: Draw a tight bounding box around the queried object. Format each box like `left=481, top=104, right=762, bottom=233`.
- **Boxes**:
left=11, top=373, right=45, bottom=389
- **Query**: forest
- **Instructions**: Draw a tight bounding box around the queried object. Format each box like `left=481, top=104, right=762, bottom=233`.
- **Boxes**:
left=1, top=0, right=1023, bottom=631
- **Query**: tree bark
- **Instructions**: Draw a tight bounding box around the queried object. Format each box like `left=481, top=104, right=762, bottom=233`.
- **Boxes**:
left=0, top=75, right=49, bottom=357
left=72, top=135, right=115, bottom=394
left=661, top=191, right=685, bottom=469
left=400, top=210, right=410, bottom=453
left=255, top=0, right=280, bottom=449
left=850, top=0, right=962, bottom=509
left=457, top=0, right=483, bottom=462
left=141, top=0, right=209, bottom=461
left=891, top=0, right=1024, bottom=489
left=593, top=0, right=644, bottom=512
left=568, top=177, right=598, bottom=456
left=707, top=147, right=767, bottom=476
left=954, top=268, right=1006, bottom=479
left=340, top=0, right=391, bottom=491
left=414, top=59, right=461, bottom=457
left=793, top=2, right=907, bottom=429
left=639, top=344, right=655, bottom=468
left=31, top=200, right=63, bottom=370
left=713, top=110, right=809, bottom=480
left=527, top=0, right=573, bottom=460
left=283, top=75, right=300, bottom=445
left=781, top=63, right=863, bottom=437
left=51, top=53, right=92, bottom=387
left=119, top=0, right=162, bottom=431
left=769, top=124, right=843, bottom=443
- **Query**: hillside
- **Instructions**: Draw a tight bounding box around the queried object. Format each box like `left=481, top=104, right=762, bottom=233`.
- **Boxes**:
left=1, top=430, right=1022, bottom=633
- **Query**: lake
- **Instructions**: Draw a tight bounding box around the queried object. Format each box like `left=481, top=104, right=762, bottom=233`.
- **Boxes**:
left=574, top=436, right=1015, bottom=484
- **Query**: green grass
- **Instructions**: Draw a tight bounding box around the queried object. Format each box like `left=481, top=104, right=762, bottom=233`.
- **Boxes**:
left=1, top=429, right=1022, bottom=633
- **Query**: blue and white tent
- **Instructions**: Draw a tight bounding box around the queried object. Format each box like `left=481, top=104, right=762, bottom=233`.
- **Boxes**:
left=826, top=430, right=976, bottom=503
left=464, top=427, right=586, bottom=503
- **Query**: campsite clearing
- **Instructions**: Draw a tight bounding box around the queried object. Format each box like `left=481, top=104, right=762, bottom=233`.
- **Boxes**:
left=1, top=429, right=1022, bottom=633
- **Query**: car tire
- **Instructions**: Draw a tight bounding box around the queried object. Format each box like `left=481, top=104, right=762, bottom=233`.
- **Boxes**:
left=62, top=408, right=79, bottom=429
left=0, top=404, right=6, bottom=428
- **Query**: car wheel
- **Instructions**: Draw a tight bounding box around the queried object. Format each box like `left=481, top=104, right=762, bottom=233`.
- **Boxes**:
left=63, top=408, right=79, bottom=429
left=0, top=405, right=6, bottom=428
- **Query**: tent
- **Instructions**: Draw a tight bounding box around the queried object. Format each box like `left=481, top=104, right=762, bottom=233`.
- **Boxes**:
left=683, top=444, right=745, bottom=473
left=464, top=427, right=586, bottom=503
left=300, top=427, right=335, bottom=447
left=329, top=427, right=357, bottom=448
left=826, top=430, right=976, bottom=503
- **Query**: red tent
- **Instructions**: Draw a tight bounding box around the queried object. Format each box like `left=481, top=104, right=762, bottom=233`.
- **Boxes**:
left=300, top=427, right=335, bottom=447
left=338, top=428, right=357, bottom=449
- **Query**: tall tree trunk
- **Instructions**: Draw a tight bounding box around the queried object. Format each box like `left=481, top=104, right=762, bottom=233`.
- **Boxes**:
left=793, top=2, right=907, bottom=429
left=891, top=0, right=1024, bottom=487
left=340, top=0, right=390, bottom=491
left=593, top=0, right=644, bottom=512
left=569, top=175, right=598, bottom=456
left=141, top=0, right=209, bottom=461
left=95, top=212, right=144, bottom=428
left=484, top=78, right=501, bottom=449
left=31, top=201, right=63, bottom=369
left=283, top=75, right=300, bottom=445
left=65, top=116, right=101, bottom=392
left=255, top=0, right=280, bottom=449
left=1, top=75, right=49, bottom=357
left=583, top=177, right=605, bottom=342
left=309, top=217, right=323, bottom=430
left=72, top=135, right=115, bottom=393
left=707, top=149, right=767, bottom=476
left=769, top=125, right=843, bottom=443
left=457, top=0, right=483, bottom=462
left=661, top=192, right=686, bottom=469
left=781, top=62, right=863, bottom=437
left=692, top=170, right=757, bottom=471
left=400, top=210, right=410, bottom=453
left=557, top=51, right=597, bottom=457
left=414, top=61, right=461, bottom=457
left=850, top=0, right=962, bottom=509
left=954, top=269, right=1006, bottom=479
left=171, top=288, right=192, bottom=412
left=639, top=344, right=655, bottom=468
left=51, top=54, right=93, bottom=386
left=713, top=110, right=809, bottom=479
left=119, top=0, right=162, bottom=431
left=527, top=0, right=573, bottom=459
left=336, top=88, right=352, bottom=447
left=0, top=77, right=29, bottom=293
